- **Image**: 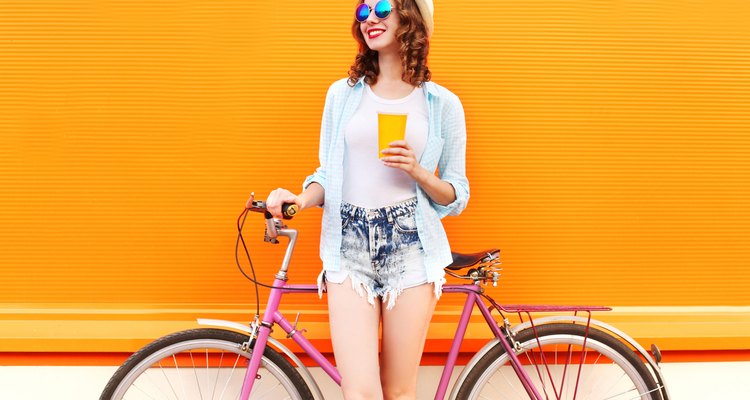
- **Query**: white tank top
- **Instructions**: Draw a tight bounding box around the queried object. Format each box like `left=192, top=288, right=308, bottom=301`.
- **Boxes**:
left=342, top=83, right=429, bottom=209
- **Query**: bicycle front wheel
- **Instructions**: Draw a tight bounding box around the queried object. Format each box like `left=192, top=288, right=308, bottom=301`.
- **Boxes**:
left=100, top=328, right=313, bottom=400
left=456, top=323, right=662, bottom=400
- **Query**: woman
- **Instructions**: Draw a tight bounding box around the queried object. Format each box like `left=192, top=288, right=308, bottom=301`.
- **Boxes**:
left=266, top=0, right=469, bottom=398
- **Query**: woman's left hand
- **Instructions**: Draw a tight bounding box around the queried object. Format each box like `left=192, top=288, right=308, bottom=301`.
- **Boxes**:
left=380, top=140, right=425, bottom=180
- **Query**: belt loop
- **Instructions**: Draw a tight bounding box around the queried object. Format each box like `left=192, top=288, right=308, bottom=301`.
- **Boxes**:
left=386, top=207, right=394, bottom=224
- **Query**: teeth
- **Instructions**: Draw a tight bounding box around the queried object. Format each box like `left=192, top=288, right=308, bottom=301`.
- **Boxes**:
left=369, top=30, right=385, bottom=36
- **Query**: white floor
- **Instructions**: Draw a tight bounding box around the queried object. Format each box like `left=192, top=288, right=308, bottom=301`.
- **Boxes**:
left=0, top=362, right=748, bottom=399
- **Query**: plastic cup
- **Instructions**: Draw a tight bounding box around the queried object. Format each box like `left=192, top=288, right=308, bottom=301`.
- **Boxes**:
left=378, top=112, right=408, bottom=158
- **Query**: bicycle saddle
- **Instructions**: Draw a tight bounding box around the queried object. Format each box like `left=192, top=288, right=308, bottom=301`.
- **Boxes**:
left=446, top=249, right=500, bottom=270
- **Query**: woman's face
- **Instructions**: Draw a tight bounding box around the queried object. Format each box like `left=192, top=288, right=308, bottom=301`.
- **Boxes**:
left=358, top=0, right=401, bottom=53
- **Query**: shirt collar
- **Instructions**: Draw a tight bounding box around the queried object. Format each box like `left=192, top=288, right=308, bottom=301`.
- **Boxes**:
left=353, top=77, right=440, bottom=99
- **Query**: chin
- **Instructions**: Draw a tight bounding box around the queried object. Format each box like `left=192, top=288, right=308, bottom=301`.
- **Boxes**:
left=365, top=39, right=397, bottom=53
left=366, top=43, right=385, bottom=52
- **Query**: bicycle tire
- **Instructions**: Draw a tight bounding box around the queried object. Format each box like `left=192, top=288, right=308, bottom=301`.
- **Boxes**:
left=100, top=328, right=314, bottom=400
left=456, top=323, right=662, bottom=400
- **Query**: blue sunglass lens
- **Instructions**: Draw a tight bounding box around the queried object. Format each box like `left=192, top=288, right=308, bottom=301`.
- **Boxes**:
left=355, top=1, right=392, bottom=22
left=355, top=4, right=370, bottom=22
left=374, top=0, right=392, bottom=19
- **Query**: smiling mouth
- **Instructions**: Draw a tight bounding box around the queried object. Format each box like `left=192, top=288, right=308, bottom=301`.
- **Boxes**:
left=368, top=29, right=385, bottom=39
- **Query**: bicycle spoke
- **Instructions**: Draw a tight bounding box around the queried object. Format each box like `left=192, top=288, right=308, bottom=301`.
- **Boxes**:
left=601, top=385, right=650, bottom=400
left=597, top=371, right=638, bottom=399
left=130, top=382, right=160, bottom=400
left=204, top=349, right=210, bottom=400
left=571, top=345, right=589, bottom=400
left=498, top=366, right=526, bottom=399
left=211, top=351, right=225, bottom=400
left=252, top=380, right=284, bottom=399
left=524, top=349, right=552, bottom=400
left=189, top=351, right=205, bottom=400
left=133, top=370, right=160, bottom=400
left=461, top=325, right=660, bottom=400
left=172, top=354, right=189, bottom=400
left=483, top=375, right=503, bottom=399
left=159, top=360, right=180, bottom=400
left=555, top=343, right=571, bottom=399
left=603, top=370, right=632, bottom=397
left=218, top=353, right=242, bottom=400
left=102, top=330, right=308, bottom=400
left=560, top=346, right=586, bottom=400
left=526, top=349, right=559, bottom=400
left=578, top=352, right=603, bottom=400
left=539, top=345, right=562, bottom=399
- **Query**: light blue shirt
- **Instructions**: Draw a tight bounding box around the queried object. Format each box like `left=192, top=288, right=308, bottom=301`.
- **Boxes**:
left=303, top=77, right=470, bottom=284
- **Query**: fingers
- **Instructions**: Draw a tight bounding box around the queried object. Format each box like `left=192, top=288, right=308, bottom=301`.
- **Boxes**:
left=380, top=148, right=409, bottom=157
left=380, top=138, right=425, bottom=178
left=387, top=140, right=411, bottom=150
left=380, top=146, right=415, bottom=163
left=380, top=156, right=415, bottom=167
left=266, top=188, right=298, bottom=219
left=378, top=141, right=411, bottom=157
left=381, top=138, right=418, bottom=175
left=380, top=144, right=414, bottom=159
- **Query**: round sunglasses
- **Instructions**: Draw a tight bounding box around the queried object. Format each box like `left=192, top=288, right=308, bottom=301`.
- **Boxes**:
left=355, top=0, right=393, bottom=23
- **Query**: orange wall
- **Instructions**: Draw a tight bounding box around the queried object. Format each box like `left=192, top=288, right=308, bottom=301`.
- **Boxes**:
left=1, top=0, right=749, bottom=313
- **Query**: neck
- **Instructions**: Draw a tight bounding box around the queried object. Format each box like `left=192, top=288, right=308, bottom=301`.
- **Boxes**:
left=377, top=50, right=403, bottom=83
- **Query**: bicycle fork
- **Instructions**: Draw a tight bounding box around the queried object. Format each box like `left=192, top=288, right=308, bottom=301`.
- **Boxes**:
left=239, top=277, right=288, bottom=399
left=239, top=317, right=273, bottom=399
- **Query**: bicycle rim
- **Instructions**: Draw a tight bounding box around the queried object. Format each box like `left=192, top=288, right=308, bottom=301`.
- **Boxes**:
left=464, top=325, right=660, bottom=400
left=107, top=334, right=306, bottom=399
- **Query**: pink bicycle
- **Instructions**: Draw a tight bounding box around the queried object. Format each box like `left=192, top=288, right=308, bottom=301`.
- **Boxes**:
left=101, top=195, right=670, bottom=400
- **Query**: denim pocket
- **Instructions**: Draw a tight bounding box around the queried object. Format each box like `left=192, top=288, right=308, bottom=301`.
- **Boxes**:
left=393, top=212, right=418, bottom=233
left=340, top=212, right=355, bottom=232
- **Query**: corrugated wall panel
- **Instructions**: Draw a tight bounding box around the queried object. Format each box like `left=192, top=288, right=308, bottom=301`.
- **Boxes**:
left=1, top=0, right=748, bottom=316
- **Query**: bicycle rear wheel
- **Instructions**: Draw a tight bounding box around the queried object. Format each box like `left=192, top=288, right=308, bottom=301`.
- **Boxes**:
left=456, top=323, right=662, bottom=400
left=100, top=328, right=313, bottom=400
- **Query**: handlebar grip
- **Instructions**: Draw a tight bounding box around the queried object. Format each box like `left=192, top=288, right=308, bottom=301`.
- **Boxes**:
left=281, top=203, right=299, bottom=219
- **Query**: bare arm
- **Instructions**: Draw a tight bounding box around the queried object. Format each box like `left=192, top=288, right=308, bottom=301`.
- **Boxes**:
left=380, top=140, right=456, bottom=206
left=298, top=182, right=325, bottom=210
left=412, top=167, right=456, bottom=206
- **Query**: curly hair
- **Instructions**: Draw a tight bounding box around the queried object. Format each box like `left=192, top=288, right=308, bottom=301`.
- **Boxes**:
left=347, top=0, right=431, bottom=87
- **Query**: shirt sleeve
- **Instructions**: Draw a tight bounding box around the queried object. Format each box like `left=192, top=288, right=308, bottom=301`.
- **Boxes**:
left=432, top=92, right=470, bottom=218
left=302, top=83, right=337, bottom=194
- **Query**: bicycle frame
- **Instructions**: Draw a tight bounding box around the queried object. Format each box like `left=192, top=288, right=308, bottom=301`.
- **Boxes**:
left=197, top=279, right=673, bottom=400
left=219, top=211, right=669, bottom=400
left=217, top=278, right=542, bottom=400
left=243, top=219, right=545, bottom=400
left=224, top=261, right=606, bottom=400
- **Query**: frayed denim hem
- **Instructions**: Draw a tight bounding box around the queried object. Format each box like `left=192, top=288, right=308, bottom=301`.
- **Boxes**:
left=316, top=269, right=446, bottom=310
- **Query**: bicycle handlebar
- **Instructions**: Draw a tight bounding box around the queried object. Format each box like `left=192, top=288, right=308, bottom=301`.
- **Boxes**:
left=245, top=193, right=299, bottom=240
left=246, top=196, right=299, bottom=219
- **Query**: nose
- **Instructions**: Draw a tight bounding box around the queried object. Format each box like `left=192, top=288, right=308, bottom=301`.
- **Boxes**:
left=366, top=8, right=381, bottom=24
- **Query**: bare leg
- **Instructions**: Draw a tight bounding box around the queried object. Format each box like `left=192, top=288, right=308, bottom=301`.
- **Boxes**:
left=327, top=276, right=383, bottom=400
left=379, top=283, right=438, bottom=400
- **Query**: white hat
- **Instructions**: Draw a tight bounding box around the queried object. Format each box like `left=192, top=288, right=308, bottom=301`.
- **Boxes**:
left=414, top=0, right=434, bottom=37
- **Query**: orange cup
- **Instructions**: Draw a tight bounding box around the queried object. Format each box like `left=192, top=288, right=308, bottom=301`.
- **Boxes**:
left=378, top=112, right=408, bottom=158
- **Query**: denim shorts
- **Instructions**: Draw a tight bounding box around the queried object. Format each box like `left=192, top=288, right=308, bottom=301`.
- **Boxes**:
left=316, top=198, right=443, bottom=310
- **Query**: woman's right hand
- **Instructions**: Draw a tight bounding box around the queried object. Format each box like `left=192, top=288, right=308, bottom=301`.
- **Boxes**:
left=265, top=188, right=303, bottom=219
